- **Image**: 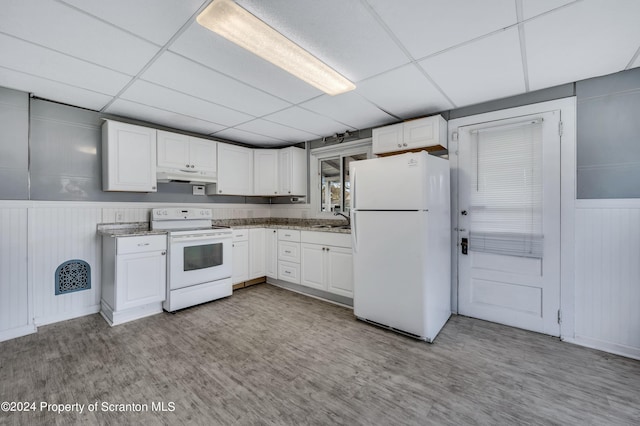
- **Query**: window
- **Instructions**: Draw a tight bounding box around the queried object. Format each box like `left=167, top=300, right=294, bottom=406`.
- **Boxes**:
left=311, top=141, right=372, bottom=213
left=469, top=119, right=544, bottom=258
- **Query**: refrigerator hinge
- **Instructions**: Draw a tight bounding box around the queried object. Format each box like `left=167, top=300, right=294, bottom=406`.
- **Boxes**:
left=557, top=309, right=562, bottom=324
left=452, top=131, right=458, bottom=142
left=558, top=120, right=563, bottom=137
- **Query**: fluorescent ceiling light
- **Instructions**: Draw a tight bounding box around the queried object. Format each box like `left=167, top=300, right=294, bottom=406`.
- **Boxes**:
left=196, top=0, right=356, bottom=96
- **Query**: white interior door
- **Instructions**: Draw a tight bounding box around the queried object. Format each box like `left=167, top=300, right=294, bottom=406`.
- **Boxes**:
left=457, top=111, right=561, bottom=336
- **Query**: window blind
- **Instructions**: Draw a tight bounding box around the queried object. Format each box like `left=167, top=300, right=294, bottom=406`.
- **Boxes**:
left=469, top=119, right=544, bottom=258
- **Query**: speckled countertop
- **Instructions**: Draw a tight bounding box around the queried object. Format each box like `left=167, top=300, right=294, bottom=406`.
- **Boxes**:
left=97, top=223, right=167, bottom=237
left=212, top=218, right=351, bottom=234
left=97, top=218, right=351, bottom=237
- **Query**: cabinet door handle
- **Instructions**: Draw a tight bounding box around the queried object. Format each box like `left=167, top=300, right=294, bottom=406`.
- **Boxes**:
left=137, top=242, right=150, bottom=246
left=397, top=143, right=402, bottom=148
left=186, top=164, right=190, bottom=168
left=161, top=251, right=166, bottom=255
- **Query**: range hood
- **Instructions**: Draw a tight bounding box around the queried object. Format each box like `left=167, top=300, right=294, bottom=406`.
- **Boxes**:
left=156, top=167, right=217, bottom=184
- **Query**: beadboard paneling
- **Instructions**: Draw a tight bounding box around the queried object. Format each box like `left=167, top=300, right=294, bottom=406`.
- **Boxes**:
left=0, top=207, right=33, bottom=341
left=574, top=202, right=640, bottom=358
left=31, top=206, right=103, bottom=325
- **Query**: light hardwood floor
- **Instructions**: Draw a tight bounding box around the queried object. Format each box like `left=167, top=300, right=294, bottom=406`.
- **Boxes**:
left=1, top=284, right=639, bottom=425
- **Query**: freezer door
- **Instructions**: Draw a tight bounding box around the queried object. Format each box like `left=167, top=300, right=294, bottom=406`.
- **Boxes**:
left=351, top=153, right=430, bottom=211
left=352, top=210, right=428, bottom=337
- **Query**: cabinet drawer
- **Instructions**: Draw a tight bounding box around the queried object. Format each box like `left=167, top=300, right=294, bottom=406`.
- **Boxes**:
left=278, top=241, right=300, bottom=263
left=232, top=228, right=249, bottom=242
left=278, top=261, right=300, bottom=284
left=117, top=235, right=166, bottom=254
left=278, top=229, right=300, bottom=242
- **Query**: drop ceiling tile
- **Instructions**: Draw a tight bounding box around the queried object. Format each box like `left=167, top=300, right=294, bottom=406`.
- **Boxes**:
left=59, top=0, right=206, bottom=45
left=419, top=28, right=525, bottom=107
left=0, top=0, right=159, bottom=75
left=263, top=107, right=352, bottom=137
left=300, top=92, right=396, bottom=130
left=141, top=52, right=291, bottom=117
left=521, top=0, right=577, bottom=20
left=525, top=1, right=640, bottom=91
left=105, top=99, right=227, bottom=135
left=236, top=0, right=409, bottom=81
left=170, top=22, right=321, bottom=103
left=0, top=66, right=112, bottom=110
left=0, top=34, right=131, bottom=95
left=356, top=64, right=454, bottom=119
left=119, top=80, right=252, bottom=127
left=212, top=128, right=287, bottom=147
left=365, top=0, right=516, bottom=59
left=235, top=119, right=319, bottom=143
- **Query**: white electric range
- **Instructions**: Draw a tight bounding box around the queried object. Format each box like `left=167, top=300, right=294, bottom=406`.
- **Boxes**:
left=151, top=208, right=233, bottom=312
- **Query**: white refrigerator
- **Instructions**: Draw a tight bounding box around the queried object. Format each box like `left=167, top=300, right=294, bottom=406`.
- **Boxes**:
left=350, top=151, right=451, bottom=342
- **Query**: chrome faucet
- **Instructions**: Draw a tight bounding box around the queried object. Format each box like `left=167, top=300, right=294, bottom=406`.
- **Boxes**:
left=334, top=211, right=350, bottom=226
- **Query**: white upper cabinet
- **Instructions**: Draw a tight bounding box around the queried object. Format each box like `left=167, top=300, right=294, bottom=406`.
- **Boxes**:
left=102, top=120, right=157, bottom=192
left=278, top=146, right=307, bottom=196
left=372, top=115, right=447, bottom=155
left=215, top=143, right=254, bottom=195
left=157, top=130, right=217, bottom=173
left=254, top=149, right=279, bottom=196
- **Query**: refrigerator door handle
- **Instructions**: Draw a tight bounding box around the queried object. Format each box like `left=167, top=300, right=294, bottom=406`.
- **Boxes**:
left=352, top=211, right=358, bottom=253
left=351, top=167, right=357, bottom=210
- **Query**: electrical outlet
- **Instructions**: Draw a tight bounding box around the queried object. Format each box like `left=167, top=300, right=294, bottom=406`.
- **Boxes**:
left=193, top=185, right=205, bottom=196
left=115, top=211, right=125, bottom=222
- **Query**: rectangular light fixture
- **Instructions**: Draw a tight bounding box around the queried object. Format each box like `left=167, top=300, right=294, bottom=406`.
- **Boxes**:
left=196, top=0, right=356, bottom=96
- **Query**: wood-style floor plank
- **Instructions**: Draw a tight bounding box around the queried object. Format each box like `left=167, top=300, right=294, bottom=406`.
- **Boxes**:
left=1, top=284, right=638, bottom=425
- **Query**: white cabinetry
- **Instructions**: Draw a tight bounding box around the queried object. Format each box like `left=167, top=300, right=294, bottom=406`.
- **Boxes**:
left=372, top=115, right=447, bottom=155
left=254, top=149, right=279, bottom=196
left=300, top=231, right=353, bottom=297
left=265, top=228, right=278, bottom=279
left=233, top=228, right=267, bottom=287
left=249, top=228, right=266, bottom=280
left=102, top=120, right=157, bottom=192
left=277, top=229, right=301, bottom=284
left=279, top=146, right=307, bottom=196
left=232, top=229, right=249, bottom=284
left=157, top=130, right=217, bottom=174
left=213, top=144, right=254, bottom=195
left=100, top=234, right=167, bottom=325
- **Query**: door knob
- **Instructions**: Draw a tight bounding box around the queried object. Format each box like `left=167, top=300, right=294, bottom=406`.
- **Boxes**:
left=461, top=210, right=468, bottom=215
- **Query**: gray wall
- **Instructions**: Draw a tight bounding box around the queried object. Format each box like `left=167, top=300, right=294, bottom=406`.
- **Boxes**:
left=576, top=68, right=640, bottom=199
left=0, top=88, right=29, bottom=200
left=0, top=91, right=268, bottom=204
left=3, top=67, right=639, bottom=202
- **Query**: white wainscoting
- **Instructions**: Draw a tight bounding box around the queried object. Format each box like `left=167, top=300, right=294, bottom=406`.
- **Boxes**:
left=0, top=206, right=34, bottom=341
left=572, top=199, right=640, bottom=360
left=0, top=201, right=272, bottom=341
left=30, top=204, right=103, bottom=326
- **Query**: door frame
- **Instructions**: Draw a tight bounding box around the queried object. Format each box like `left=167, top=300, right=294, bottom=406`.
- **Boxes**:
left=448, top=97, right=576, bottom=339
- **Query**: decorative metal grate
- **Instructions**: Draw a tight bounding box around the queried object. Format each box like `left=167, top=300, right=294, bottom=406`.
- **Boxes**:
left=55, top=259, right=91, bottom=295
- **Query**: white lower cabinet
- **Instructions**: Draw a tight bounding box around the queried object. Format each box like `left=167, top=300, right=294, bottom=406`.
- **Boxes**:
left=233, top=228, right=267, bottom=287
left=232, top=229, right=249, bottom=284
left=300, top=231, right=353, bottom=297
left=265, top=228, right=278, bottom=279
left=101, top=234, right=167, bottom=326
left=325, top=246, right=354, bottom=297
left=249, top=228, right=266, bottom=280
left=277, top=229, right=301, bottom=284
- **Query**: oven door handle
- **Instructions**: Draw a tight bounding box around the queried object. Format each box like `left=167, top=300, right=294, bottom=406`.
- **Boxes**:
left=171, top=234, right=230, bottom=243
